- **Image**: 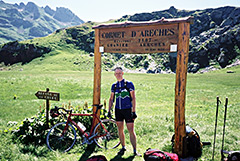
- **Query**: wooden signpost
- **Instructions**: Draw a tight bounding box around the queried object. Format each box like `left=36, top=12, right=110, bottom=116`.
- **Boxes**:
left=93, top=17, right=193, bottom=157
left=35, top=88, right=60, bottom=128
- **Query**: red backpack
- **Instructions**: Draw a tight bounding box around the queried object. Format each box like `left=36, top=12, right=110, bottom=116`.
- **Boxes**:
left=144, top=148, right=179, bottom=161
left=86, top=155, right=107, bottom=161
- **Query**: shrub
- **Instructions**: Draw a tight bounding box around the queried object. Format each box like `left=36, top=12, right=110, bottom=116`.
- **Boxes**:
left=7, top=106, right=108, bottom=146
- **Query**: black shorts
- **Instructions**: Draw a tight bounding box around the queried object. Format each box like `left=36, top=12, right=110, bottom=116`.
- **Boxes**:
left=115, top=108, right=134, bottom=123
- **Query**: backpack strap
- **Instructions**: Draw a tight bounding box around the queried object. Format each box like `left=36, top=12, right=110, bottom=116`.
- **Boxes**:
left=113, top=82, right=117, bottom=103
left=124, top=79, right=132, bottom=101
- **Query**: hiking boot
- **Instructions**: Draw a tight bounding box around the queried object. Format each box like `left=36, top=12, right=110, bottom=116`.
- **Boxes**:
left=117, top=148, right=126, bottom=155
left=134, top=152, right=142, bottom=157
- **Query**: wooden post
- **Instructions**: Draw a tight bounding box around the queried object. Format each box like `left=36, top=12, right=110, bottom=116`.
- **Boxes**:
left=93, top=28, right=101, bottom=127
left=174, top=22, right=190, bottom=157
left=46, top=88, right=50, bottom=129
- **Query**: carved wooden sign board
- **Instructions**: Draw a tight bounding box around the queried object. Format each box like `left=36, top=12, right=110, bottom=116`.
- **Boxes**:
left=93, top=17, right=193, bottom=54
left=99, top=23, right=178, bottom=53
left=93, top=17, right=193, bottom=157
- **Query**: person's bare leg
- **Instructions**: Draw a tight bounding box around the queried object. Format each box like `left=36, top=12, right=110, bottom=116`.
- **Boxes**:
left=116, top=121, right=125, bottom=147
left=126, top=122, right=136, bottom=149
left=116, top=121, right=126, bottom=155
left=126, top=122, right=141, bottom=156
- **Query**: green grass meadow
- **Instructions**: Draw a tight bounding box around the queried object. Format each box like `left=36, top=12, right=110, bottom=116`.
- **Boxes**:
left=0, top=64, right=240, bottom=161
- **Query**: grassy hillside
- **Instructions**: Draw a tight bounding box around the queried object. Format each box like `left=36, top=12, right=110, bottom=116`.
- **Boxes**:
left=0, top=22, right=97, bottom=72
left=0, top=63, right=239, bottom=160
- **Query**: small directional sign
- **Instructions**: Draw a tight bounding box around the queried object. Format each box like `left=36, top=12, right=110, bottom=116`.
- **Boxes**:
left=35, top=88, right=60, bottom=129
left=35, top=91, right=60, bottom=101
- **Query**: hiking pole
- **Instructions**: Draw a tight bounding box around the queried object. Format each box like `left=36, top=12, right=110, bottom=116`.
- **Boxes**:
left=212, top=96, right=221, bottom=161
left=221, top=97, right=228, bottom=161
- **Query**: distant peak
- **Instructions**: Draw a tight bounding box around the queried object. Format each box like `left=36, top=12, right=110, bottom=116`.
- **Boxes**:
left=26, top=1, right=37, bottom=6
left=45, top=5, right=51, bottom=9
left=169, top=6, right=177, bottom=15
left=169, top=6, right=176, bottom=10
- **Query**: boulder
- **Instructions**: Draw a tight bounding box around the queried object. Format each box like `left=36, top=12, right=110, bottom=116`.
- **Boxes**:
left=210, top=10, right=223, bottom=25
left=218, top=48, right=230, bottom=68
left=188, top=63, right=200, bottom=73
left=0, top=41, right=51, bottom=65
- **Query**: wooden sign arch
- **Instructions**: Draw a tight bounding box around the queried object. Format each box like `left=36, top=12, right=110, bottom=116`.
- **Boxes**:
left=92, top=16, right=194, bottom=157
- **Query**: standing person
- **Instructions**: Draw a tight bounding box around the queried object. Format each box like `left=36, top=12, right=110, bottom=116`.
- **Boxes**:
left=108, top=67, right=141, bottom=157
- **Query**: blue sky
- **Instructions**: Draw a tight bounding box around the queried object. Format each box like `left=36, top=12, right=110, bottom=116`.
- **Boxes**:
left=3, top=0, right=240, bottom=22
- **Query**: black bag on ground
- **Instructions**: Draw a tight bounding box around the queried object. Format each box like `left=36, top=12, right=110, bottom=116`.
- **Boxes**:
left=171, top=125, right=202, bottom=158
left=86, top=155, right=107, bottom=161
left=222, top=151, right=240, bottom=161
left=186, top=126, right=202, bottom=158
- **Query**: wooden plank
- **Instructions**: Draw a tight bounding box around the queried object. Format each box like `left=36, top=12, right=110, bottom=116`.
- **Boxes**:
left=174, top=22, right=190, bottom=157
left=93, top=28, right=101, bottom=127
left=98, top=24, right=179, bottom=54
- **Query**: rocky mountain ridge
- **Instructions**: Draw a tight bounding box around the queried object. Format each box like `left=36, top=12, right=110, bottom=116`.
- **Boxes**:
left=0, top=0, right=84, bottom=44
left=114, top=6, right=240, bottom=73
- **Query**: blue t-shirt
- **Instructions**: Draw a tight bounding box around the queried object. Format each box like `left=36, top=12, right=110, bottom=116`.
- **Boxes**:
left=111, top=79, right=135, bottom=109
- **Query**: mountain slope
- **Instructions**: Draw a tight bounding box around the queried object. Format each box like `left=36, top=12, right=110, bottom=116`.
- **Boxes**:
left=0, top=1, right=84, bottom=44
left=0, top=21, right=97, bottom=72
left=116, top=6, right=240, bottom=72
